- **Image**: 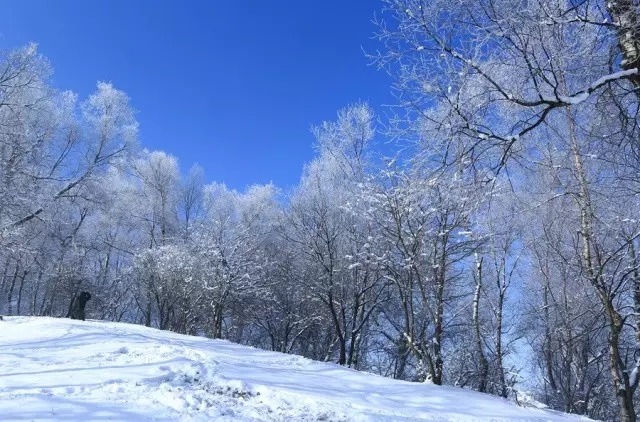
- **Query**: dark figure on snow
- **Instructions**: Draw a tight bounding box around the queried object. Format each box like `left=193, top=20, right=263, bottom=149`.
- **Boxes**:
left=67, top=291, right=91, bottom=321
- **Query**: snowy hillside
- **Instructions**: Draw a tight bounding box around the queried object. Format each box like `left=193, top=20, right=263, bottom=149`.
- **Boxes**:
left=0, top=317, right=592, bottom=421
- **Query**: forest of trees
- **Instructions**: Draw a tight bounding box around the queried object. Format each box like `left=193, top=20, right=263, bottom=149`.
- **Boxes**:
left=3, top=0, right=640, bottom=420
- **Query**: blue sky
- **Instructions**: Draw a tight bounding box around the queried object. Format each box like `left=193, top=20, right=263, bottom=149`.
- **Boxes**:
left=0, top=1, right=393, bottom=190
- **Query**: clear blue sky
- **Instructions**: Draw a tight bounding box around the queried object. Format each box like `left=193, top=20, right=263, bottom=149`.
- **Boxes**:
left=0, top=0, right=393, bottom=190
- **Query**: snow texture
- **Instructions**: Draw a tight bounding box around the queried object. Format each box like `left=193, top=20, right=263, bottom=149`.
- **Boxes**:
left=0, top=317, right=594, bottom=421
left=547, top=69, right=638, bottom=105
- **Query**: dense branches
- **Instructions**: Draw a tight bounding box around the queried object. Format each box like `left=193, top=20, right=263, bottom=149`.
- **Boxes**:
left=4, top=2, right=640, bottom=419
left=373, top=0, right=640, bottom=420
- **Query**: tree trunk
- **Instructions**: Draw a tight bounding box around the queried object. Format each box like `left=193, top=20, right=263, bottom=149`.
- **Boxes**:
left=496, top=288, right=507, bottom=398
left=144, top=286, right=152, bottom=327
left=473, top=254, right=489, bottom=392
left=0, top=260, right=10, bottom=296
left=569, top=107, right=637, bottom=421
left=212, top=304, right=223, bottom=339
left=432, top=267, right=445, bottom=385
left=608, top=306, right=637, bottom=422
left=31, top=270, right=43, bottom=315
left=6, top=264, right=19, bottom=316
left=326, top=290, right=347, bottom=365
left=542, top=277, right=557, bottom=394
left=347, top=298, right=360, bottom=368
left=16, top=270, right=27, bottom=316
left=608, top=0, right=640, bottom=88
left=431, top=232, right=450, bottom=386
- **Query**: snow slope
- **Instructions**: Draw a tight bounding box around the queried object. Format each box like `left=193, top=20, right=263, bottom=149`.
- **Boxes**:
left=0, top=317, right=593, bottom=421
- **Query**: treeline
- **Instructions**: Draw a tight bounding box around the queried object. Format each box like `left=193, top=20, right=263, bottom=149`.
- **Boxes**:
left=4, top=1, right=640, bottom=420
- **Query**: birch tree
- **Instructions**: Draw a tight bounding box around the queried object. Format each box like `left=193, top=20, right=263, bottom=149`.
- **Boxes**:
left=375, top=1, right=640, bottom=418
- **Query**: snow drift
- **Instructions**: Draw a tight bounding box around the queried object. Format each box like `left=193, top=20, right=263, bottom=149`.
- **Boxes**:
left=0, top=317, right=593, bottom=421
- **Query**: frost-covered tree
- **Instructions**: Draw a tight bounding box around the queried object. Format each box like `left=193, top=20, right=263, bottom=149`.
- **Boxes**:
left=0, top=44, right=137, bottom=319
left=179, top=164, right=205, bottom=241
left=524, top=194, right=612, bottom=419
left=361, top=164, right=478, bottom=384
left=283, top=103, right=385, bottom=367
left=192, top=183, right=278, bottom=339
left=133, top=150, right=180, bottom=247
left=374, top=1, right=640, bottom=418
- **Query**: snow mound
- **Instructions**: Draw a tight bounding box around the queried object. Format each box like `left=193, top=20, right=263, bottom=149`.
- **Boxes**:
left=0, top=317, right=593, bottom=421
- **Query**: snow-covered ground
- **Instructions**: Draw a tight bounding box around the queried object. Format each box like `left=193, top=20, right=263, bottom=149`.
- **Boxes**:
left=0, top=317, right=593, bottom=421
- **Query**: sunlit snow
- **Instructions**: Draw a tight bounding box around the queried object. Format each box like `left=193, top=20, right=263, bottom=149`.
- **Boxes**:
left=0, top=317, right=594, bottom=421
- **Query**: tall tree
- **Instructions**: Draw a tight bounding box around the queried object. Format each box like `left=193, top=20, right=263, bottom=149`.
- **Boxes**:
left=374, top=2, right=640, bottom=418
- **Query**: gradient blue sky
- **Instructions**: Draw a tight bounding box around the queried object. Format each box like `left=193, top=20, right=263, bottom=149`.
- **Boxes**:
left=0, top=1, right=393, bottom=190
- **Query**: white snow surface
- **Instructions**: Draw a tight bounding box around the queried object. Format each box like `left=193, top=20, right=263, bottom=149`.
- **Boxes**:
left=0, top=317, right=594, bottom=421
